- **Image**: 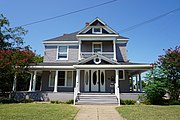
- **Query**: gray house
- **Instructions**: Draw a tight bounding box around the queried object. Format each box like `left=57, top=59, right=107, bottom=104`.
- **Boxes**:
left=24, top=18, right=152, bottom=105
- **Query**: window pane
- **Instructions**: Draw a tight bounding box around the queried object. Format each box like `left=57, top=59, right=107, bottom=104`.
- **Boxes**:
left=49, top=71, right=55, bottom=86
left=66, top=71, right=72, bottom=86
left=59, top=46, right=67, bottom=52
left=119, top=70, right=124, bottom=79
left=58, top=71, right=65, bottom=86
left=94, top=28, right=100, bottom=32
left=58, top=53, right=67, bottom=59
left=94, top=44, right=101, bottom=52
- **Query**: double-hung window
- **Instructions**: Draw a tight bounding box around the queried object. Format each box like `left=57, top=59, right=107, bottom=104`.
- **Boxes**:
left=93, top=42, right=102, bottom=53
left=57, top=46, right=68, bottom=60
left=92, top=28, right=102, bottom=34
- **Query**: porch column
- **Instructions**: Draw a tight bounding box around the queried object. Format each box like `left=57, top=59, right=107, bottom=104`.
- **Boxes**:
left=113, top=39, right=117, bottom=61
left=54, top=70, right=58, bottom=92
left=12, top=73, right=17, bottom=92
left=139, top=73, right=142, bottom=92
left=115, top=69, right=119, bottom=92
left=76, top=69, right=80, bottom=93
left=28, top=72, right=33, bottom=91
left=131, top=76, right=134, bottom=92
left=32, top=71, right=37, bottom=92
left=78, top=40, right=81, bottom=60
left=136, top=75, right=139, bottom=92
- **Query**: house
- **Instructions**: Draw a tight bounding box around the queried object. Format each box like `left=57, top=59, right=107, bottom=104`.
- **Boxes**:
left=16, top=18, right=152, bottom=105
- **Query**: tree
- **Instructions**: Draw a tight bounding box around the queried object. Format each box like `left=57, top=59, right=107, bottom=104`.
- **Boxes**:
left=0, top=14, right=42, bottom=95
left=145, top=46, right=180, bottom=104
left=156, top=46, right=180, bottom=100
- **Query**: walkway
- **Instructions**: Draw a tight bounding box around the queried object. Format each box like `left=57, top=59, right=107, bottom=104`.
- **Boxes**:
left=74, top=105, right=125, bottom=120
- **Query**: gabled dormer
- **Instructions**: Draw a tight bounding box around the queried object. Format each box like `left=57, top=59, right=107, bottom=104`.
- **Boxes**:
left=76, top=17, right=128, bottom=62
left=77, top=17, right=118, bottom=36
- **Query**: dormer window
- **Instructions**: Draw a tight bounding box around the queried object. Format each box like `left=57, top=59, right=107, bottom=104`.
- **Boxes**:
left=92, top=28, right=102, bottom=34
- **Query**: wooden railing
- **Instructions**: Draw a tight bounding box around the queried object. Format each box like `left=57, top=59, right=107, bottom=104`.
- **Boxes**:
left=81, top=52, right=114, bottom=59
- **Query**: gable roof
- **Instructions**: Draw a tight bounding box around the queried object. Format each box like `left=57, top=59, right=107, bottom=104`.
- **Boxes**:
left=78, top=53, right=119, bottom=65
left=78, top=17, right=119, bottom=35
left=43, top=31, right=79, bottom=42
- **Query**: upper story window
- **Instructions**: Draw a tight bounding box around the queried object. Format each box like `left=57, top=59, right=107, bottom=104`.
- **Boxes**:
left=57, top=45, right=68, bottom=60
left=92, top=28, right=102, bottom=34
left=93, top=42, right=102, bottom=53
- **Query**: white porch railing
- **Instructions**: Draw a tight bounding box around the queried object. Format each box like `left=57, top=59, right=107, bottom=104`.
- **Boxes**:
left=81, top=52, right=114, bottom=59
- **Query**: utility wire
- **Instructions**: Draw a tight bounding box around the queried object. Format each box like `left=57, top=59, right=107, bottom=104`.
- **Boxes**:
left=17, top=0, right=118, bottom=27
left=119, top=7, right=180, bottom=33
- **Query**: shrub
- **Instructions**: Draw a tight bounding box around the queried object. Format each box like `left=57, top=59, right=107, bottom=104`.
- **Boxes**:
left=18, top=99, right=33, bottom=103
left=0, top=99, right=19, bottom=104
left=50, top=101, right=56, bottom=104
left=65, top=99, right=74, bottom=104
left=169, top=100, right=180, bottom=105
left=50, top=100, right=64, bottom=104
left=120, top=100, right=136, bottom=105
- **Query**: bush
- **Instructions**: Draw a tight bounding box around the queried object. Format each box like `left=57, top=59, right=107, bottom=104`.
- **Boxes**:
left=18, top=99, right=33, bottom=103
left=169, top=100, right=180, bottom=105
left=0, top=99, right=19, bottom=104
left=65, top=99, right=74, bottom=104
left=120, top=100, right=136, bottom=105
left=50, top=100, right=64, bottom=104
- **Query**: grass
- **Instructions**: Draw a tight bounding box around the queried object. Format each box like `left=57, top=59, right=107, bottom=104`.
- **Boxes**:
left=0, top=103, right=79, bottom=120
left=116, top=105, right=180, bottom=120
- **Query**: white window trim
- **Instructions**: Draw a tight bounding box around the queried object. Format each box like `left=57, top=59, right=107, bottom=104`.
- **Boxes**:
left=119, top=70, right=125, bottom=80
left=56, top=45, right=69, bottom=60
left=48, top=70, right=74, bottom=87
left=92, top=42, right=102, bottom=54
left=92, top=28, right=102, bottom=34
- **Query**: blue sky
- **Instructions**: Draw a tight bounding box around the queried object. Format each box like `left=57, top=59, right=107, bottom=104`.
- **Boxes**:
left=1, top=0, right=180, bottom=64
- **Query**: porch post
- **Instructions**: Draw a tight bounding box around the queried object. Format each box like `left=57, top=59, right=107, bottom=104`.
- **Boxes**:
left=78, top=40, right=81, bottom=60
left=115, top=69, right=120, bottom=105
left=76, top=69, right=80, bottom=93
left=136, top=75, right=139, bottom=92
left=54, top=70, right=58, bottom=92
left=139, top=73, right=142, bottom=92
left=32, top=71, right=37, bottom=92
left=113, top=39, right=117, bottom=61
left=131, top=76, right=134, bottom=92
left=28, top=72, right=33, bottom=91
left=12, top=73, right=17, bottom=92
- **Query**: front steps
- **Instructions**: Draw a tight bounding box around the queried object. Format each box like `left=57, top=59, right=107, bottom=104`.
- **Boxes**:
left=76, top=93, right=118, bottom=105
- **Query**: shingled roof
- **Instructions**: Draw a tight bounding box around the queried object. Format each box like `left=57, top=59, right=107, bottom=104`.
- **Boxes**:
left=43, top=31, right=79, bottom=42
left=43, top=31, right=128, bottom=42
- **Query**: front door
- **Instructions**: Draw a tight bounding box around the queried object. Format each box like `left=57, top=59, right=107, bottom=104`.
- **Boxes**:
left=91, top=70, right=105, bottom=92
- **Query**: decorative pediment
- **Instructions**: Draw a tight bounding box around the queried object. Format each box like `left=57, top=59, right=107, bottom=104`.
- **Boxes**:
left=78, top=53, right=119, bottom=65
left=77, top=17, right=118, bottom=35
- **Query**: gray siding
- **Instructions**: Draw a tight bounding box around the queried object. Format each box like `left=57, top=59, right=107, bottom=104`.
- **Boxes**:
left=81, top=41, right=92, bottom=52
left=116, top=43, right=127, bottom=62
left=44, top=45, right=78, bottom=63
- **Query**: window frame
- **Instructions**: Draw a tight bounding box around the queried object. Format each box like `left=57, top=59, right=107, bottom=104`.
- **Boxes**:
left=92, top=42, right=102, bottom=54
left=92, top=28, right=102, bottom=34
left=56, top=45, right=69, bottom=60
left=49, top=70, right=74, bottom=87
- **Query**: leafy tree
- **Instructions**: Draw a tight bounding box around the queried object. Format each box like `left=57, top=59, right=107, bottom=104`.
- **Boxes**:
left=145, top=46, right=180, bottom=104
left=156, top=46, right=180, bottom=100
left=0, top=14, right=43, bottom=95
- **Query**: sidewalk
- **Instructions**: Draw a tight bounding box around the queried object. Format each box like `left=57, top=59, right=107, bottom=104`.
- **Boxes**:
left=74, top=105, right=125, bottom=120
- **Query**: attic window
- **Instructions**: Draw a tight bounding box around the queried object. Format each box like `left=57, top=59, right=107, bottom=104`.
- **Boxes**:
left=92, top=28, right=102, bottom=34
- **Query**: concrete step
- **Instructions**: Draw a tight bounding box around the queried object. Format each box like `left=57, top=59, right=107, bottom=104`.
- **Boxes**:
left=76, top=93, right=118, bottom=105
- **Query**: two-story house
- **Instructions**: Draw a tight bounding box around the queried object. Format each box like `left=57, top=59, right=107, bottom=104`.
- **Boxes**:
left=27, top=18, right=152, bottom=105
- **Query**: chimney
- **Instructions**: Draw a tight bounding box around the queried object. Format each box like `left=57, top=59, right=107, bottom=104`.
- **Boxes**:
left=63, top=34, right=68, bottom=36
left=85, top=22, right=89, bottom=26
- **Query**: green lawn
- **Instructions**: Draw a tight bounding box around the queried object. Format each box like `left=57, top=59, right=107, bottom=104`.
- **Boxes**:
left=116, top=105, right=180, bottom=120
left=0, top=103, right=79, bottom=120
